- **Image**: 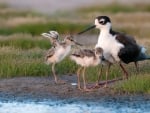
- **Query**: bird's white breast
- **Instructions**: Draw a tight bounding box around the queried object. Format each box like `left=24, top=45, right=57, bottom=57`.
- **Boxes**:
left=95, top=33, right=124, bottom=63
left=70, top=55, right=101, bottom=67
left=55, top=45, right=71, bottom=62
left=46, top=44, right=71, bottom=64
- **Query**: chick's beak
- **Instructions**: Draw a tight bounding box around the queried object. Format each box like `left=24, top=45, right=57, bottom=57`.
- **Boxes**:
left=71, top=39, right=83, bottom=46
left=74, top=41, right=83, bottom=46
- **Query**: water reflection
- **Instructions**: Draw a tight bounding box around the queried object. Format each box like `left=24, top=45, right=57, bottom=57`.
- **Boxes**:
left=0, top=96, right=149, bottom=113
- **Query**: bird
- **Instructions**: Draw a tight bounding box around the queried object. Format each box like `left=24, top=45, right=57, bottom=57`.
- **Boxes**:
left=78, top=16, right=150, bottom=87
left=45, top=35, right=82, bottom=84
left=70, top=47, right=104, bottom=91
left=41, top=30, right=60, bottom=47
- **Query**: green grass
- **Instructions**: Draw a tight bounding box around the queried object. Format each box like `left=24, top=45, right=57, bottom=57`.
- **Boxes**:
left=85, top=65, right=121, bottom=82
left=0, top=47, right=78, bottom=78
left=115, top=75, right=150, bottom=94
left=1, top=19, right=149, bottom=38
left=78, top=3, right=150, bottom=14
left=0, top=22, right=89, bottom=36
left=0, top=47, right=47, bottom=77
left=0, top=34, right=51, bottom=49
left=0, top=45, right=122, bottom=80
left=1, top=21, right=149, bottom=38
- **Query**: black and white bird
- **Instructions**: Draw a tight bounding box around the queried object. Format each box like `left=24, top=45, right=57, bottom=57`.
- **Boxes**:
left=45, top=35, right=82, bottom=84
left=78, top=16, right=150, bottom=85
left=70, top=47, right=103, bottom=91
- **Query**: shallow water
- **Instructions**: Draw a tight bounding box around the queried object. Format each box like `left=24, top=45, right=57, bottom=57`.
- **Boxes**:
left=0, top=96, right=149, bottom=113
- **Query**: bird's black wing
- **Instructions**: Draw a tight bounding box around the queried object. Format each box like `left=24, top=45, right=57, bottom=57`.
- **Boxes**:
left=115, top=33, right=140, bottom=64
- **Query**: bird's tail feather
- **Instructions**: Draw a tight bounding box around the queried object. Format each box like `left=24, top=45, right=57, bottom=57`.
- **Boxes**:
left=135, top=53, right=150, bottom=61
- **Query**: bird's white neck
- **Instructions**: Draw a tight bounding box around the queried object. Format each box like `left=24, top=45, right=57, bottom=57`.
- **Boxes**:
left=95, top=28, right=111, bottom=47
left=100, top=28, right=110, bottom=36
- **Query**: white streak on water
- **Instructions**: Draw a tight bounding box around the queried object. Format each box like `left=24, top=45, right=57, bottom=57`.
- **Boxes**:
left=0, top=100, right=149, bottom=113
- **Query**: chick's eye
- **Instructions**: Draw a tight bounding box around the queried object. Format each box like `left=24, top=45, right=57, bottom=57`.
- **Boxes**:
left=96, top=51, right=99, bottom=54
left=70, top=39, right=73, bottom=41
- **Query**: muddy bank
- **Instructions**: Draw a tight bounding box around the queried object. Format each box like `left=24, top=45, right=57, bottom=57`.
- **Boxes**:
left=0, top=75, right=120, bottom=100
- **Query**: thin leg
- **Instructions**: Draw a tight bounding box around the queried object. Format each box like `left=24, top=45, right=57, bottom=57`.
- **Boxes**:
left=77, top=67, right=83, bottom=90
left=134, top=61, right=139, bottom=73
left=82, top=67, right=92, bottom=91
left=52, top=63, right=58, bottom=83
left=82, top=67, right=86, bottom=90
left=52, top=63, right=66, bottom=84
left=104, top=63, right=111, bottom=88
left=119, top=63, right=128, bottom=79
left=96, top=65, right=103, bottom=85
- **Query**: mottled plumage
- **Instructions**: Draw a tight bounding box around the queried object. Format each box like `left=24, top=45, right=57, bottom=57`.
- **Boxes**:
left=70, top=47, right=103, bottom=91
left=44, top=34, right=82, bottom=84
left=72, top=49, right=95, bottom=58
left=45, top=47, right=55, bottom=62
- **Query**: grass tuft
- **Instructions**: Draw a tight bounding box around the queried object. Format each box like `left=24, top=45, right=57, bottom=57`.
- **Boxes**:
left=0, top=22, right=88, bottom=36
left=115, top=75, right=150, bottom=94
left=0, top=34, right=51, bottom=49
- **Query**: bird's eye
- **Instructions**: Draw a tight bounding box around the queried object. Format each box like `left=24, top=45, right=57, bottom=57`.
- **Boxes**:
left=99, top=21, right=104, bottom=24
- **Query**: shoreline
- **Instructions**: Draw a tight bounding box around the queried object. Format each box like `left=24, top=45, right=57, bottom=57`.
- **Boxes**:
left=0, top=76, right=149, bottom=101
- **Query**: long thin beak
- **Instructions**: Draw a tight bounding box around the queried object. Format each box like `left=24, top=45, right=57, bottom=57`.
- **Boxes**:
left=71, top=39, right=83, bottom=46
left=74, top=41, right=83, bottom=46
left=78, top=25, right=96, bottom=35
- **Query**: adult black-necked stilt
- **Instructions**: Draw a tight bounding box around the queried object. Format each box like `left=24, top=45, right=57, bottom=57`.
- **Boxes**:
left=78, top=16, right=150, bottom=86
left=45, top=35, right=82, bottom=84
left=70, top=47, right=104, bottom=91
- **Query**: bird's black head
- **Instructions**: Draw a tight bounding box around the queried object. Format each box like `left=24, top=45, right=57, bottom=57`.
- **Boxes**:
left=78, top=16, right=111, bottom=35
left=96, top=16, right=111, bottom=25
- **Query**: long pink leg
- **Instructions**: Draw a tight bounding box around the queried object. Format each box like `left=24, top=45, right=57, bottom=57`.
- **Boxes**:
left=82, top=67, right=87, bottom=90
left=82, top=67, right=92, bottom=91
left=77, top=67, right=83, bottom=90
left=134, top=61, right=139, bottom=73
left=119, top=63, right=128, bottom=79
left=96, top=65, right=103, bottom=86
left=104, top=63, right=111, bottom=88
left=91, top=65, right=103, bottom=89
left=52, top=63, right=58, bottom=83
left=52, top=63, right=66, bottom=84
